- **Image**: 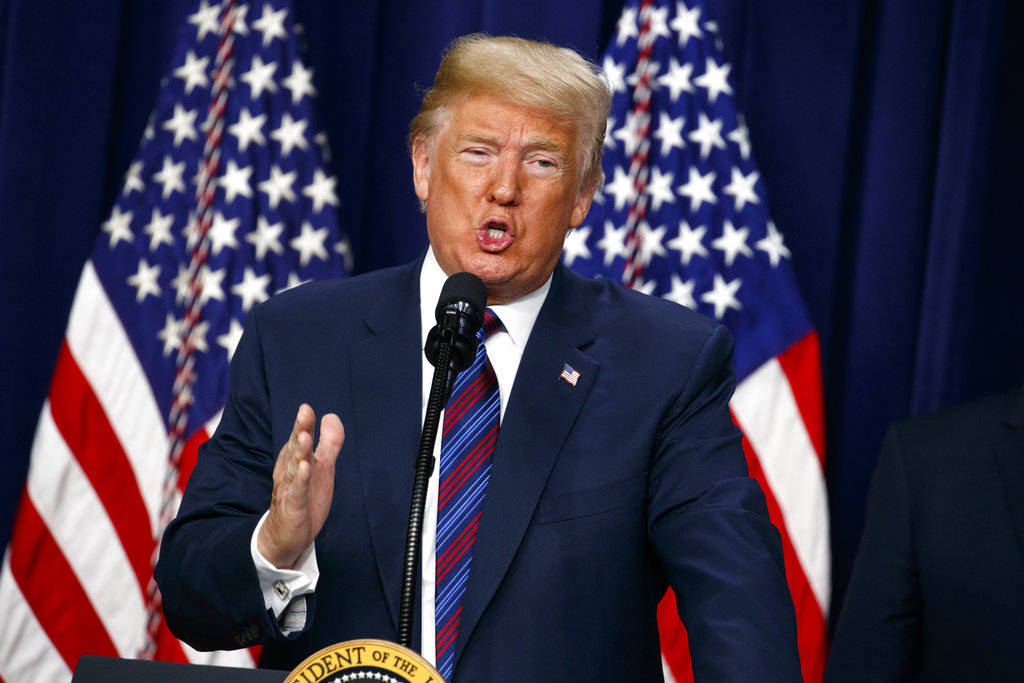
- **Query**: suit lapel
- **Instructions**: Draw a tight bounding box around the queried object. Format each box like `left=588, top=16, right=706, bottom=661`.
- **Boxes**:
left=994, top=391, right=1024, bottom=555
left=455, top=266, right=600, bottom=666
left=350, top=263, right=423, bottom=631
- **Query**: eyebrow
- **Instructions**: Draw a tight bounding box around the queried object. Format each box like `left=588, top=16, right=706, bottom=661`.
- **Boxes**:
left=458, top=133, right=569, bottom=158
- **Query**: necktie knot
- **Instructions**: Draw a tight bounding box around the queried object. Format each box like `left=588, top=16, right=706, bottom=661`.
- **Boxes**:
left=477, top=308, right=503, bottom=342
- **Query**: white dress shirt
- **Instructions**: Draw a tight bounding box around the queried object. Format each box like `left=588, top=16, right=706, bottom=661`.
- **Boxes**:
left=251, top=247, right=550, bottom=664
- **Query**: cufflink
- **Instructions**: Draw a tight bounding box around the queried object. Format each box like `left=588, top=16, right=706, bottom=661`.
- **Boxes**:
left=273, top=580, right=289, bottom=600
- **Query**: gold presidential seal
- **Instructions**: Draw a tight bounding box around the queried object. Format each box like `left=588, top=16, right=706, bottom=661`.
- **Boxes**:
left=284, top=639, right=444, bottom=683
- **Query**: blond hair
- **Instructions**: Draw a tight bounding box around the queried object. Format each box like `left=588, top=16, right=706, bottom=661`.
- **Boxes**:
left=409, top=34, right=612, bottom=191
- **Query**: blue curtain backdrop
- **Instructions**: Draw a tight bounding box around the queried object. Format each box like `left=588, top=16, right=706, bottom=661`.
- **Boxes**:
left=1, top=0, right=1021, bottom=628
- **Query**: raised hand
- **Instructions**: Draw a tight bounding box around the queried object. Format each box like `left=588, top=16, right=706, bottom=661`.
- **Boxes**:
left=257, top=403, right=344, bottom=569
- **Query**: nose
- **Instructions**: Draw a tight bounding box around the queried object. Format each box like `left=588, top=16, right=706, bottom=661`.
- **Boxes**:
left=488, top=155, right=521, bottom=206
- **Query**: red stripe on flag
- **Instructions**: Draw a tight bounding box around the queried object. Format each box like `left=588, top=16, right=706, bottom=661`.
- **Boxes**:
left=49, top=341, right=192, bottom=665
left=738, top=429, right=829, bottom=683
left=776, top=332, right=826, bottom=466
left=8, top=492, right=118, bottom=667
left=657, top=588, right=694, bottom=683
left=178, top=427, right=210, bottom=493
left=48, top=340, right=155, bottom=592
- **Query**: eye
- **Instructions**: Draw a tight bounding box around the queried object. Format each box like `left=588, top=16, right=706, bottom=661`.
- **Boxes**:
left=459, top=147, right=493, bottom=164
left=527, top=155, right=561, bottom=175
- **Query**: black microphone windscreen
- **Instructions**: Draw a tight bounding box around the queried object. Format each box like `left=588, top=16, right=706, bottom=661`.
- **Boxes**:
left=435, top=272, right=487, bottom=326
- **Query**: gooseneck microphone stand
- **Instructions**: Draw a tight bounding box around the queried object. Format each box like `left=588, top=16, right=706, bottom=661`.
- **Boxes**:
left=397, top=273, right=485, bottom=650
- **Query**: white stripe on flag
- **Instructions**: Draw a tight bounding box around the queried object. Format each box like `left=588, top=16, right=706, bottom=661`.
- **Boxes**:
left=66, top=262, right=169, bottom=534
left=28, top=403, right=147, bottom=657
left=0, top=552, right=73, bottom=683
left=662, top=656, right=678, bottom=683
left=731, top=358, right=831, bottom=613
left=205, top=409, right=224, bottom=436
left=181, top=641, right=257, bottom=668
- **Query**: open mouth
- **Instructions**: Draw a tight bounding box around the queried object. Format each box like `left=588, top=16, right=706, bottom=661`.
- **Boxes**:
left=476, top=220, right=514, bottom=251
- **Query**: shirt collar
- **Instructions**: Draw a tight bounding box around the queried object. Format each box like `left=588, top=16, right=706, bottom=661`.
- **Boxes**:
left=420, top=247, right=551, bottom=349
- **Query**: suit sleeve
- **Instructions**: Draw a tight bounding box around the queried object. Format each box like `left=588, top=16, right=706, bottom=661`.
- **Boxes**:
left=647, top=323, right=801, bottom=682
left=155, top=308, right=315, bottom=651
left=825, top=424, right=923, bottom=682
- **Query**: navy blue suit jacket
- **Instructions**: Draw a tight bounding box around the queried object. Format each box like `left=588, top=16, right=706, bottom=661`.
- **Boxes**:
left=156, top=260, right=799, bottom=681
left=826, top=388, right=1024, bottom=681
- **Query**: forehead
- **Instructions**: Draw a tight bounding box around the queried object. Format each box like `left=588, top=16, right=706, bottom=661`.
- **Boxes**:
left=442, top=94, right=576, bottom=151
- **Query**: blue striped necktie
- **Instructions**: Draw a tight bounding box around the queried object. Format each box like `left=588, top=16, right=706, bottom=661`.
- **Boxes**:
left=434, top=308, right=502, bottom=681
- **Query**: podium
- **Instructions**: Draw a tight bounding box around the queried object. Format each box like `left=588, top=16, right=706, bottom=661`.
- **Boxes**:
left=72, top=655, right=288, bottom=682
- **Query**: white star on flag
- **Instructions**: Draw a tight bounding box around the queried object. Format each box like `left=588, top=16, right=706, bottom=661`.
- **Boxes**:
left=652, top=112, right=686, bottom=156
left=163, top=104, right=199, bottom=147
left=290, top=221, right=329, bottom=266
left=597, top=220, right=630, bottom=266
left=562, top=226, right=592, bottom=267
left=230, top=267, right=272, bottom=311
left=241, top=54, right=278, bottom=98
left=693, top=56, right=733, bottom=103
left=667, top=221, right=708, bottom=265
left=246, top=216, right=285, bottom=258
left=700, top=273, right=742, bottom=318
left=711, top=220, right=753, bottom=266
left=602, top=56, right=627, bottom=94
left=258, top=165, right=297, bottom=208
left=218, top=160, right=254, bottom=203
left=208, top=212, right=240, bottom=255
left=663, top=273, right=697, bottom=309
left=143, top=208, right=176, bottom=251
left=670, top=1, right=703, bottom=45
left=217, top=318, right=246, bottom=360
left=677, top=167, right=716, bottom=212
left=688, top=111, right=726, bottom=159
left=123, top=161, right=145, bottom=195
left=271, top=112, right=309, bottom=155
left=722, top=167, right=760, bottom=212
left=102, top=206, right=134, bottom=248
left=756, top=221, right=792, bottom=267
left=127, top=259, right=161, bottom=302
left=604, top=166, right=637, bottom=211
left=283, top=60, right=317, bottom=103
left=252, top=3, right=288, bottom=46
left=302, top=169, right=339, bottom=212
left=229, top=108, right=267, bottom=150
left=645, top=167, right=676, bottom=211
left=174, top=50, right=211, bottom=94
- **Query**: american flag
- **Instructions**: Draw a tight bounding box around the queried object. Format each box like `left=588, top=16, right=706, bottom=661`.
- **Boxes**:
left=560, top=363, right=581, bottom=386
left=0, top=1, right=349, bottom=679
left=564, top=1, right=830, bottom=680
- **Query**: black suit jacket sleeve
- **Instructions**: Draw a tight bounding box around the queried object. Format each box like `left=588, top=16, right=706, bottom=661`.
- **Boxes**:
left=825, top=424, right=923, bottom=682
left=649, top=323, right=801, bottom=681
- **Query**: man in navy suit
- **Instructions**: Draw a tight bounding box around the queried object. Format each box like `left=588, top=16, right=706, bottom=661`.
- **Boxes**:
left=156, top=35, right=800, bottom=680
left=826, top=387, right=1024, bottom=681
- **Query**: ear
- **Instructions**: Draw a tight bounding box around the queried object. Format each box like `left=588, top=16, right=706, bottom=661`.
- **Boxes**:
left=411, top=136, right=432, bottom=202
left=569, top=183, right=597, bottom=229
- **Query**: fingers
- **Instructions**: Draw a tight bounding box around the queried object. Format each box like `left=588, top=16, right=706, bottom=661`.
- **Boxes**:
left=314, top=413, right=345, bottom=466
left=261, top=405, right=344, bottom=569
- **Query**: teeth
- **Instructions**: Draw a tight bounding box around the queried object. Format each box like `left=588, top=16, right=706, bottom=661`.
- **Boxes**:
left=486, top=228, right=505, bottom=239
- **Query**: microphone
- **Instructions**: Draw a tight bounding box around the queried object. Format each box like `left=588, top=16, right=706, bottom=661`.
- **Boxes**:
left=425, top=271, right=487, bottom=374
left=399, top=271, right=487, bottom=649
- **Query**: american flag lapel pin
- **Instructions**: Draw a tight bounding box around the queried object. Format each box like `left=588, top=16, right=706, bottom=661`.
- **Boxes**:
left=559, top=362, right=580, bottom=386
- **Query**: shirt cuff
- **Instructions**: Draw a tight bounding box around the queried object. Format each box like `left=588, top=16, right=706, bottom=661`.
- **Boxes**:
left=251, top=510, right=319, bottom=628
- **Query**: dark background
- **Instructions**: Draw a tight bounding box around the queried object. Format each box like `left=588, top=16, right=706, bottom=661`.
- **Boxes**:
left=2, top=0, right=1021, bottom=630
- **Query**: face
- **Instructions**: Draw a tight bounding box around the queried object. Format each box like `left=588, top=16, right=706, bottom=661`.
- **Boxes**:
left=412, top=94, right=595, bottom=304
